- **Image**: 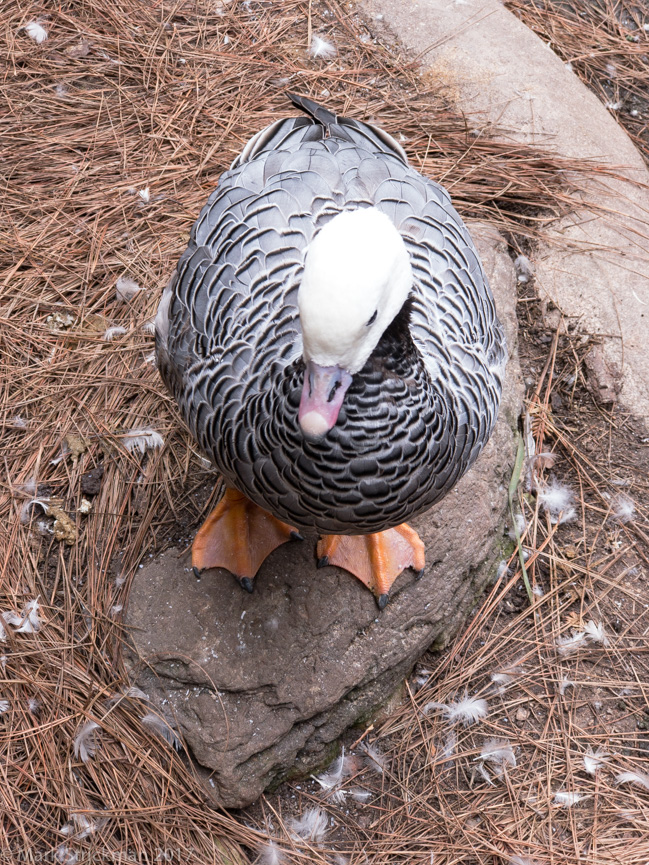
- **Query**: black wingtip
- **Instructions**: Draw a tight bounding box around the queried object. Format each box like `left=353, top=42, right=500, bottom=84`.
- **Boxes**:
left=290, top=530, right=304, bottom=542
left=239, top=577, right=254, bottom=594
left=377, top=593, right=390, bottom=610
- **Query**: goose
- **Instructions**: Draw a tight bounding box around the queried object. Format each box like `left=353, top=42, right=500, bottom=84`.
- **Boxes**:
left=155, top=93, right=506, bottom=608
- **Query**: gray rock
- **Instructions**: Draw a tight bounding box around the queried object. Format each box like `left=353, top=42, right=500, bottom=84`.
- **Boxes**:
left=125, top=223, right=522, bottom=808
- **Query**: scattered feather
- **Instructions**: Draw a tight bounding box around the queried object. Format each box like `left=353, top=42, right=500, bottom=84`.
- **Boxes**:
left=61, top=812, right=107, bottom=840
left=616, top=770, right=649, bottom=791
left=510, top=857, right=539, bottom=865
left=124, top=686, right=148, bottom=700
left=103, top=326, right=127, bottom=341
left=141, top=712, right=181, bottom=750
left=350, top=788, right=372, bottom=802
left=257, top=840, right=285, bottom=865
left=496, top=560, right=509, bottom=580
left=11, top=598, right=42, bottom=634
left=309, top=34, right=336, bottom=59
left=532, top=451, right=557, bottom=470
left=115, top=276, right=144, bottom=302
left=583, top=620, right=609, bottom=646
left=121, top=428, right=164, bottom=454
left=12, top=416, right=29, bottom=429
left=611, top=493, right=635, bottom=523
left=106, top=685, right=149, bottom=707
left=440, top=730, right=457, bottom=761
left=514, top=254, right=534, bottom=284
left=288, top=807, right=329, bottom=844
left=110, top=604, right=123, bottom=616
left=56, top=846, right=78, bottom=865
left=558, top=677, right=574, bottom=696
left=361, top=741, right=390, bottom=774
left=312, top=747, right=346, bottom=790
left=17, top=599, right=41, bottom=633
left=584, top=746, right=608, bottom=775
left=476, top=761, right=494, bottom=786
left=480, top=738, right=516, bottom=769
left=411, top=672, right=431, bottom=691
left=538, top=479, right=576, bottom=523
left=142, top=319, right=156, bottom=335
left=0, top=700, right=9, bottom=714
left=532, top=584, right=544, bottom=597
left=73, top=720, right=100, bottom=763
left=557, top=631, right=587, bottom=656
left=20, top=497, right=49, bottom=523
left=424, top=694, right=488, bottom=726
left=553, top=791, right=586, bottom=807
left=491, top=672, right=514, bottom=687
left=24, top=21, right=48, bottom=43
left=28, top=697, right=40, bottom=713
left=138, top=186, right=151, bottom=203
left=508, top=512, right=527, bottom=540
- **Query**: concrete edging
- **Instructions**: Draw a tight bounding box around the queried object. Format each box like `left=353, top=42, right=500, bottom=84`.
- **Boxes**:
left=361, top=0, right=649, bottom=421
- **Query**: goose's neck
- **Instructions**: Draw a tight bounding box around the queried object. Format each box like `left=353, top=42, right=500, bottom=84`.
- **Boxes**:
left=361, top=297, right=419, bottom=373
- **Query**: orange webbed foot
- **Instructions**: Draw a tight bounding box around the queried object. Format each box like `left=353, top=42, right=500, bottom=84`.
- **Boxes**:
left=316, top=524, right=425, bottom=608
left=192, top=488, right=301, bottom=591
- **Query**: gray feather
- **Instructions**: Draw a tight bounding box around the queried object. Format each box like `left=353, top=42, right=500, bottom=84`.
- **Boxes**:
left=156, top=98, right=506, bottom=534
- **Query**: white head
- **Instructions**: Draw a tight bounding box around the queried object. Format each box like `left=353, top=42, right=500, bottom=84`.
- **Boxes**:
left=299, top=207, right=412, bottom=374
left=296, top=208, right=413, bottom=440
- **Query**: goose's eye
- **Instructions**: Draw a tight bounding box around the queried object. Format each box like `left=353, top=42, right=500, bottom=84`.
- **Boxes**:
left=366, top=310, right=378, bottom=326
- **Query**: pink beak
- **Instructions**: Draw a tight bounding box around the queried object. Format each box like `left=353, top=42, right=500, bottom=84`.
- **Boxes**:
left=298, top=360, right=353, bottom=441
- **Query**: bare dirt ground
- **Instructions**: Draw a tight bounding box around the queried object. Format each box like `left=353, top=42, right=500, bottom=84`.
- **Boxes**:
left=1, top=0, right=649, bottom=863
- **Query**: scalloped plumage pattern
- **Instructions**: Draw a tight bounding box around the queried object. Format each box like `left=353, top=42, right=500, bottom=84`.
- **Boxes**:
left=156, top=96, right=506, bottom=534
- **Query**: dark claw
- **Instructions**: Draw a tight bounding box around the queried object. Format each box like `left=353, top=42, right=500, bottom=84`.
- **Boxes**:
left=193, top=566, right=202, bottom=580
left=239, top=577, right=254, bottom=594
left=413, top=568, right=425, bottom=581
left=377, top=593, right=390, bottom=610
left=317, top=556, right=329, bottom=569
left=290, top=531, right=304, bottom=542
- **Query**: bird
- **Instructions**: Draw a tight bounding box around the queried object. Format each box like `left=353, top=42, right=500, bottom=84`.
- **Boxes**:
left=155, top=93, right=506, bottom=608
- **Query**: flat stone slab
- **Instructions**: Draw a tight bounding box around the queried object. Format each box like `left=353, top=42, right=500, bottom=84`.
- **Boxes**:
left=126, top=224, right=522, bottom=808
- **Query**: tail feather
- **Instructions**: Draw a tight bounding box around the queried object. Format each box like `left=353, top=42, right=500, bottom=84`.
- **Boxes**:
left=287, top=92, right=408, bottom=164
left=287, top=92, right=337, bottom=128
